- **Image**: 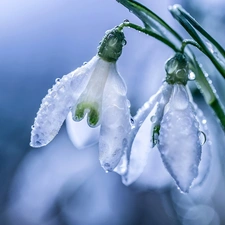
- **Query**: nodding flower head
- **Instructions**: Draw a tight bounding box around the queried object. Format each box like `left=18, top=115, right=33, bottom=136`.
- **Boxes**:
left=30, top=27, right=131, bottom=172
left=98, top=28, right=126, bottom=62
left=122, top=53, right=206, bottom=193
left=165, top=52, right=189, bottom=85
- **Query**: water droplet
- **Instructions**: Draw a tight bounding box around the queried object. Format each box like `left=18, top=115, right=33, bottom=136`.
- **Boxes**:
left=48, top=88, right=53, bottom=94
left=55, top=78, right=60, bottom=83
left=122, top=39, right=127, bottom=46
left=105, top=170, right=109, bottom=174
left=104, top=163, right=111, bottom=169
left=150, top=115, right=157, bottom=123
left=126, top=99, right=131, bottom=107
left=123, top=19, right=129, bottom=24
left=202, top=119, right=207, bottom=124
left=130, top=117, right=134, bottom=124
left=188, top=71, right=196, bottom=80
left=198, top=131, right=206, bottom=145
left=83, top=62, right=87, bottom=65
left=31, top=125, right=35, bottom=129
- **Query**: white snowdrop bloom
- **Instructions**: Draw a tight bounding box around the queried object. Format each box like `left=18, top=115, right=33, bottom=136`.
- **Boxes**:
left=123, top=53, right=206, bottom=193
left=30, top=28, right=131, bottom=172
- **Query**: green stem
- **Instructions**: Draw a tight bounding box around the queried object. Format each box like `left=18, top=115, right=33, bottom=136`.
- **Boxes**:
left=180, top=39, right=203, bottom=53
left=121, top=22, right=179, bottom=52
left=117, top=1, right=225, bottom=131
left=116, top=0, right=183, bottom=42
left=170, top=6, right=225, bottom=80
left=176, top=5, right=225, bottom=58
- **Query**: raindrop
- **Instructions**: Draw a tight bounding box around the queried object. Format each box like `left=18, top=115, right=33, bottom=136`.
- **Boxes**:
left=126, top=99, right=131, bottom=107
left=123, top=19, right=130, bottom=23
left=122, top=39, right=127, bottom=46
left=83, top=62, right=87, bottom=65
left=130, top=117, right=135, bottom=124
left=150, top=115, right=157, bottom=123
left=55, top=78, right=60, bottom=83
left=198, top=131, right=206, bottom=145
left=202, top=119, right=207, bottom=125
left=188, top=71, right=196, bottom=80
left=48, top=88, right=53, bottom=94
left=31, top=125, right=35, bottom=129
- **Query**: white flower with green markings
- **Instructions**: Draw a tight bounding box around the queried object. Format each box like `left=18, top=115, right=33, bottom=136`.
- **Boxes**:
left=30, top=28, right=131, bottom=172
left=123, top=53, right=208, bottom=193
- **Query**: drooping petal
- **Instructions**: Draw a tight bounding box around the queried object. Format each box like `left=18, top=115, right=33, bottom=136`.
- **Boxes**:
left=30, top=56, right=99, bottom=147
left=186, top=88, right=211, bottom=187
left=66, top=112, right=100, bottom=149
left=122, top=83, right=173, bottom=185
left=99, top=64, right=131, bottom=172
left=158, top=84, right=201, bottom=193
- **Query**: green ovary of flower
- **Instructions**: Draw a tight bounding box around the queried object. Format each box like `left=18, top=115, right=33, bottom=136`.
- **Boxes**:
left=75, top=102, right=99, bottom=127
left=165, top=52, right=189, bottom=85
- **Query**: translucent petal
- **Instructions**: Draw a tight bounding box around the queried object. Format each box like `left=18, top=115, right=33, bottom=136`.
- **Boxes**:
left=72, top=58, right=112, bottom=127
left=99, top=64, right=131, bottom=172
left=66, top=112, right=100, bottom=149
left=30, top=56, right=99, bottom=147
left=158, top=84, right=201, bottom=193
left=122, top=83, right=173, bottom=185
left=186, top=88, right=211, bottom=187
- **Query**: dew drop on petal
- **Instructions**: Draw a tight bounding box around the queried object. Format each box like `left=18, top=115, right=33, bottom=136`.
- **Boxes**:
left=202, top=119, right=207, bottom=125
left=130, top=117, right=134, bottom=124
left=188, top=71, right=196, bottom=80
left=150, top=115, right=157, bottom=123
left=55, top=78, right=60, bottom=83
left=83, top=62, right=87, bottom=65
left=122, top=39, right=127, bottom=46
left=126, top=99, right=131, bottom=108
left=198, top=131, right=206, bottom=146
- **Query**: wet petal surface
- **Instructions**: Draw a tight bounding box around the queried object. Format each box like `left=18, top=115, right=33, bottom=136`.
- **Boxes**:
left=158, top=84, right=201, bottom=192
left=30, top=56, right=99, bottom=147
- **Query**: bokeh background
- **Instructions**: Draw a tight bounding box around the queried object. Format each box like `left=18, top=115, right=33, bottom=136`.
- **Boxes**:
left=1, top=0, right=225, bottom=224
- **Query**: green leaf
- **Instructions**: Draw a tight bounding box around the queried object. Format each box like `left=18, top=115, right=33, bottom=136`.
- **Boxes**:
left=170, top=4, right=225, bottom=80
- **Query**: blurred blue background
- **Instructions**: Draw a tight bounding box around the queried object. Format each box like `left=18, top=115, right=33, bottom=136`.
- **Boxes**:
left=0, top=0, right=225, bottom=224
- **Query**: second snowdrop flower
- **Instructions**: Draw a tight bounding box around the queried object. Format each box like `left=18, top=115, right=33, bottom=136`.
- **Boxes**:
left=124, top=53, right=204, bottom=193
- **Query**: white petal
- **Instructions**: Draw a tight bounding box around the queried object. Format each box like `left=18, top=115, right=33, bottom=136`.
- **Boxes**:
left=122, top=83, right=173, bottom=185
left=72, top=57, right=112, bottom=127
left=187, top=90, right=211, bottom=187
left=158, top=84, right=201, bottom=193
left=99, top=64, right=131, bottom=172
left=30, top=56, right=99, bottom=147
left=66, top=112, right=100, bottom=149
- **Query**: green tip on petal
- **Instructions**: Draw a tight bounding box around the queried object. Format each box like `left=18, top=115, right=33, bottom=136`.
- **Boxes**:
left=165, top=52, right=189, bottom=85
left=74, top=102, right=100, bottom=127
left=98, top=27, right=126, bottom=62
left=152, top=124, right=160, bottom=147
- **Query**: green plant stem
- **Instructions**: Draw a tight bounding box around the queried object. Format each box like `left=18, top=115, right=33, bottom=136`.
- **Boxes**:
left=176, top=5, right=225, bottom=58
left=117, top=0, right=225, bottom=130
left=180, top=39, right=203, bottom=53
left=117, top=0, right=183, bottom=42
left=170, top=6, right=225, bottom=80
left=120, top=22, right=179, bottom=52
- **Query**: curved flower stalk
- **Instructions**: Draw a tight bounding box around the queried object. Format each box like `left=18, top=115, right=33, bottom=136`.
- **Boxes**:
left=30, top=27, right=132, bottom=172
left=124, top=53, right=205, bottom=193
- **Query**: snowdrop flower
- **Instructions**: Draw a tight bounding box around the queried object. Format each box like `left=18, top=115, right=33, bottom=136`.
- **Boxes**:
left=30, top=27, right=131, bottom=172
left=124, top=53, right=207, bottom=193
